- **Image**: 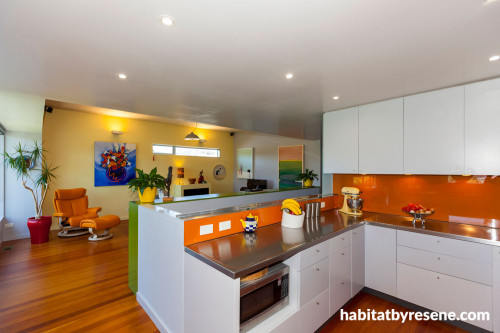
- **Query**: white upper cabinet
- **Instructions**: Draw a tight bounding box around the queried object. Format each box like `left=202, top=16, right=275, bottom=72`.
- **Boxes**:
left=404, top=86, right=465, bottom=174
left=323, top=107, right=359, bottom=174
left=359, top=98, right=403, bottom=174
left=465, top=78, right=500, bottom=175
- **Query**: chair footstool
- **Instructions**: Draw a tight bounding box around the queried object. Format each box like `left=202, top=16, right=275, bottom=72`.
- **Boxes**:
left=81, top=215, right=121, bottom=241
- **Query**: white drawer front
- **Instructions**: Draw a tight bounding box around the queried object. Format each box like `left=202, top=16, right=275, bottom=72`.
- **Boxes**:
left=397, top=230, right=492, bottom=264
left=298, top=240, right=329, bottom=271
left=397, top=245, right=493, bottom=286
left=397, top=263, right=492, bottom=331
left=330, top=246, right=352, bottom=315
left=299, top=288, right=330, bottom=333
left=330, top=230, right=352, bottom=254
left=299, top=257, right=329, bottom=307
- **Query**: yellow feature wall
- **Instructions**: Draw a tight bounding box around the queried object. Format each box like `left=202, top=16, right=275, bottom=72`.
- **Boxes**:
left=42, top=109, right=234, bottom=226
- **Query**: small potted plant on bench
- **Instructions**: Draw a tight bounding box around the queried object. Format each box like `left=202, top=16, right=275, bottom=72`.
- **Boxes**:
left=296, top=168, right=319, bottom=187
left=128, top=167, right=166, bottom=203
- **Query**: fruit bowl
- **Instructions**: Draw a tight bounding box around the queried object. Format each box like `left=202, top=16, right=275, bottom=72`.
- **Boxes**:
left=404, top=211, right=434, bottom=224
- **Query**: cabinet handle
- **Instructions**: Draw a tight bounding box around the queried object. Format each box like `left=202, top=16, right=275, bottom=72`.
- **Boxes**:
left=341, top=237, right=344, bottom=241
left=316, top=268, right=320, bottom=271
left=437, top=257, right=440, bottom=260
left=316, top=301, right=320, bottom=305
left=341, top=282, right=345, bottom=285
left=341, top=252, right=345, bottom=256
left=437, top=276, right=440, bottom=280
left=437, top=240, right=440, bottom=243
left=316, top=249, right=320, bottom=253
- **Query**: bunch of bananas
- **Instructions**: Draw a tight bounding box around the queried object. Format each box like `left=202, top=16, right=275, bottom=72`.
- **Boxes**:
left=281, top=199, right=303, bottom=215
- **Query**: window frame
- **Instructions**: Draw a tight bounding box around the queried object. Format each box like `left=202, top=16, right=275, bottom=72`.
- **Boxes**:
left=152, top=143, right=220, bottom=158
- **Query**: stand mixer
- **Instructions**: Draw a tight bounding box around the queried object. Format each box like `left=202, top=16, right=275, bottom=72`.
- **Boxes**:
left=339, top=187, right=364, bottom=216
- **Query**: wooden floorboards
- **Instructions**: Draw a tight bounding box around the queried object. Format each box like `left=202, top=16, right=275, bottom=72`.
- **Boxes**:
left=1, top=221, right=466, bottom=333
left=0, top=221, right=158, bottom=333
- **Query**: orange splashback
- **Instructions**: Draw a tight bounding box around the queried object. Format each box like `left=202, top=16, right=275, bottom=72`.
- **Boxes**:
left=184, top=196, right=338, bottom=245
left=333, top=174, right=500, bottom=228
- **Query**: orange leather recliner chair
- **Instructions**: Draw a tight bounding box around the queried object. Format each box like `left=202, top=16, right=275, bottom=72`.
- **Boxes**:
left=53, top=188, right=102, bottom=237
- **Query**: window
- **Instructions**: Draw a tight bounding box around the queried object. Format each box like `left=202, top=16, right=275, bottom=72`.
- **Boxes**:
left=152, top=144, right=220, bottom=158
left=152, top=144, right=174, bottom=155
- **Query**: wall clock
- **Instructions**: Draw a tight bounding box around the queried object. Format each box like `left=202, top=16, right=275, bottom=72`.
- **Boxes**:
left=213, top=165, right=226, bottom=180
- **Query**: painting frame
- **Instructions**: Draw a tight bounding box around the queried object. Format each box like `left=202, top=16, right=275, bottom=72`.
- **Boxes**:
left=94, top=141, right=136, bottom=187
left=236, top=147, right=254, bottom=179
left=278, top=145, right=304, bottom=189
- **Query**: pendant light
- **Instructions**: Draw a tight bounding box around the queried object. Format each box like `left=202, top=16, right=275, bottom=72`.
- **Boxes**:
left=184, top=123, right=200, bottom=141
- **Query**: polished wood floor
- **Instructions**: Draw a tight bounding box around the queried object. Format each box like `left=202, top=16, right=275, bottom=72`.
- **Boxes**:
left=1, top=221, right=466, bottom=333
left=0, top=221, right=158, bottom=333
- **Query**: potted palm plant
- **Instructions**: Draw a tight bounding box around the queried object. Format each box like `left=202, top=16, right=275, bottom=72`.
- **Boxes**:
left=296, top=168, right=319, bottom=187
left=3, top=140, right=57, bottom=244
left=128, top=167, right=166, bottom=203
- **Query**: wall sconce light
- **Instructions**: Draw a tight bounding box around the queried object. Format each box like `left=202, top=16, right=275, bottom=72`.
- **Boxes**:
left=177, top=168, right=184, bottom=178
left=112, top=130, right=123, bottom=135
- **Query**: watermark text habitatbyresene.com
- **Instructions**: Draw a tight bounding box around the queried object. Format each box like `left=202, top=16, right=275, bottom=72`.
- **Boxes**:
left=340, top=309, right=490, bottom=324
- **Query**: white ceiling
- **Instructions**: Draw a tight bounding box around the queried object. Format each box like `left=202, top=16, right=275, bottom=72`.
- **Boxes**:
left=1, top=0, right=499, bottom=140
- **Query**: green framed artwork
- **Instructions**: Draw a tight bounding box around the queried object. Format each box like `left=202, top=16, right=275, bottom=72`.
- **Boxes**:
left=278, top=145, right=304, bottom=189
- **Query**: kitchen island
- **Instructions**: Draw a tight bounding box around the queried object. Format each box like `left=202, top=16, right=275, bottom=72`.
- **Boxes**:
left=128, top=186, right=320, bottom=294
left=136, top=195, right=500, bottom=333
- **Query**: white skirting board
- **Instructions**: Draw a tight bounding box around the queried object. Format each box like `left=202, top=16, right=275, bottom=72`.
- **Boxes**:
left=136, top=292, right=168, bottom=333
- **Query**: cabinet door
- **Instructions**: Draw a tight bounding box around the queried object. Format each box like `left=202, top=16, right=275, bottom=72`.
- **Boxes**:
left=330, top=246, right=352, bottom=316
left=299, top=288, right=330, bottom=333
left=494, top=247, right=500, bottom=333
left=404, top=86, right=465, bottom=174
left=465, top=78, right=500, bottom=175
left=398, top=263, right=492, bottom=331
left=351, top=225, right=365, bottom=297
left=365, top=225, right=396, bottom=296
left=323, top=107, right=359, bottom=174
left=359, top=98, right=403, bottom=174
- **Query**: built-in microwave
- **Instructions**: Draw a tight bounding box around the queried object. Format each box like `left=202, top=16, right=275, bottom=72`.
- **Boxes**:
left=240, top=262, right=289, bottom=332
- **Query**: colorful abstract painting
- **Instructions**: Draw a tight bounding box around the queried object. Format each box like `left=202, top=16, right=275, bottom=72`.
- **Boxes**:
left=278, top=145, right=304, bottom=189
left=94, top=142, right=136, bottom=186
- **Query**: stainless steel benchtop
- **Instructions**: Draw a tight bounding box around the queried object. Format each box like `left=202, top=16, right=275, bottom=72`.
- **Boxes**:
left=185, top=209, right=500, bottom=279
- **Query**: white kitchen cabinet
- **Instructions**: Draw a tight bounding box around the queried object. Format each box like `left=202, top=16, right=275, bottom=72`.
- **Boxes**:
left=323, top=107, right=359, bottom=174
left=397, top=263, right=492, bottom=331
left=299, top=257, right=329, bottom=307
left=351, top=225, right=365, bottom=297
left=330, top=245, right=352, bottom=315
left=494, top=247, right=500, bottom=333
left=359, top=98, right=404, bottom=174
left=465, top=77, right=500, bottom=175
left=298, top=240, right=329, bottom=271
left=299, top=288, right=330, bottom=333
left=404, top=86, right=465, bottom=174
left=397, top=245, right=492, bottom=286
left=365, top=225, right=396, bottom=296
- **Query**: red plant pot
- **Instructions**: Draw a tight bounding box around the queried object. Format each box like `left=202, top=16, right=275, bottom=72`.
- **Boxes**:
left=27, top=216, right=52, bottom=244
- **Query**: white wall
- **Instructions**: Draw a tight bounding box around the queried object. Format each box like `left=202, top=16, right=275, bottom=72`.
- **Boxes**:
left=233, top=132, right=321, bottom=191
left=0, top=89, right=44, bottom=241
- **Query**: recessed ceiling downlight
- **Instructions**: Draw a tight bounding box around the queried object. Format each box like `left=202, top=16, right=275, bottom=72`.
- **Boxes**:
left=489, top=55, right=500, bottom=62
left=161, top=16, right=175, bottom=26
left=332, top=96, right=339, bottom=100
left=117, top=73, right=127, bottom=79
left=285, top=73, right=293, bottom=79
